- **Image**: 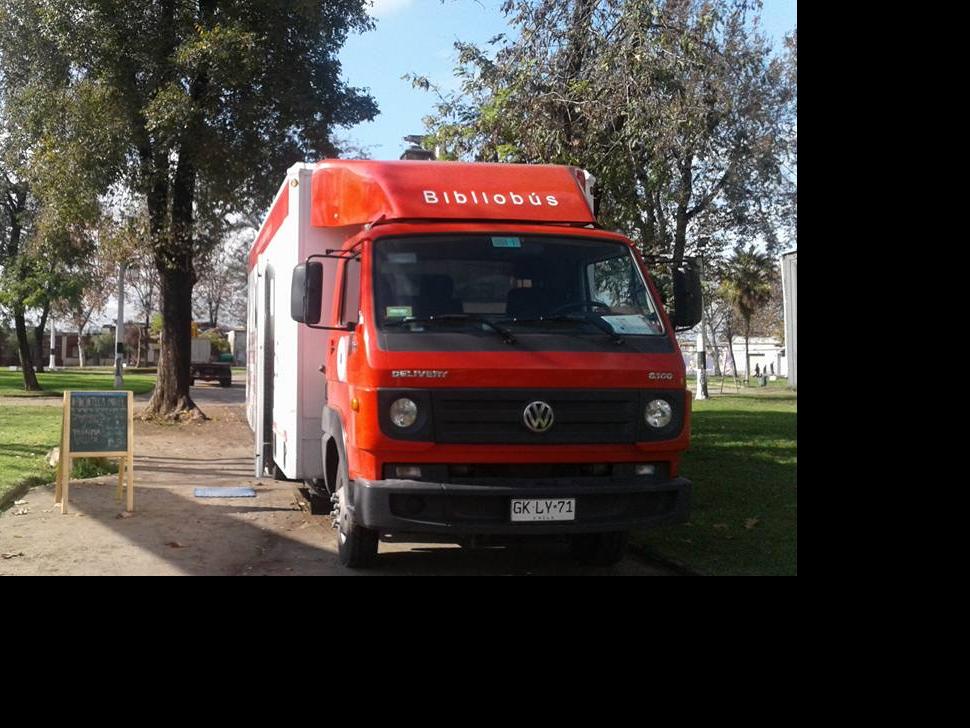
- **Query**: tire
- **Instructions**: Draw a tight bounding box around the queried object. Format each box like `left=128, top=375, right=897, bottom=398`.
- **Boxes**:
left=568, top=532, right=628, bottom=567
left=219, top=378, right=231, bottom=388
left=190, top=378, right=196, bottom=386
left=334, top=466, right=378, bottom=568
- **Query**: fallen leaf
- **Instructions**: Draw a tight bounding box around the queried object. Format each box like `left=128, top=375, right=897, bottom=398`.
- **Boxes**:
left=165, top=541, right=184, bottom=548
left=13, top=500, right=27, bottom=505
left=1, top=552, right=24, bottom=560
left=13, top=508, right=29, bottom=516
left=744, top=517, right=760, bottom=530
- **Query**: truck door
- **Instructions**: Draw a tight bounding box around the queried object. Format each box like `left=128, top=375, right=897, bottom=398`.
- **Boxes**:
left=259, top=265, right=275, bottom=476
left=327, top=256, right=360, bottom=392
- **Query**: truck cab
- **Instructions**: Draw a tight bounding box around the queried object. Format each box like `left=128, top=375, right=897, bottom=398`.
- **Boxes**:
left=248, top=160, right=700, bottom=568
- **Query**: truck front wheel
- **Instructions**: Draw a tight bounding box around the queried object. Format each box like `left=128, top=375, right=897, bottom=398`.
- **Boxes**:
left=568, top=532, right=628, bottom=567
left=334, top=467, right=378, bottom=569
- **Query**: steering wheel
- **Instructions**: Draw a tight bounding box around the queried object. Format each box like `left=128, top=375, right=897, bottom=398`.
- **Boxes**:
left=548, top=300, right=612, bottom=317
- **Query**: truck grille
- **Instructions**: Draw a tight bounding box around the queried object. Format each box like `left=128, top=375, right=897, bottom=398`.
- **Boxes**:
left=430, top=389, right=641, bottom=445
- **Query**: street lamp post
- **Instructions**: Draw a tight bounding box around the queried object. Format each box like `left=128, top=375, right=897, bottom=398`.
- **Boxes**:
left=49, top=319, right=56, bottom=371
left=114, top=261, right=126, bottom=388
left=695, top=256, right=708, bottom=400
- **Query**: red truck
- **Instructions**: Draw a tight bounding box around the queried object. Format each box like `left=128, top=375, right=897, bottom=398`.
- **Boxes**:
left=247, top=160, right=701, bottom=568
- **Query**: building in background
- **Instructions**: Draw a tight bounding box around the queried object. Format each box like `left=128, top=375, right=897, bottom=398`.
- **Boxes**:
left=781, top=251, right=797, bottom=389
left=227, top=327, right=247, bottom=366
left=680, top=335, right=787, bottom=379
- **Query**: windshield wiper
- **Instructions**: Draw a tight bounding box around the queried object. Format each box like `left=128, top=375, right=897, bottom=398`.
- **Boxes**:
left=500, top=315, right=625, bottom=346
left=385, top=314, right=517, bottom=345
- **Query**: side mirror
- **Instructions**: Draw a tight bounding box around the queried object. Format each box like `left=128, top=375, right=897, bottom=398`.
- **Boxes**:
left=672, top=263, right=702, bottom=329
left=290, top=262, right=323, bottom=325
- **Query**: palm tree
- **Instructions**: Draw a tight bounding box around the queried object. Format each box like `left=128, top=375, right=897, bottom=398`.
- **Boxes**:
left=720, top=245, right=773, bottom=384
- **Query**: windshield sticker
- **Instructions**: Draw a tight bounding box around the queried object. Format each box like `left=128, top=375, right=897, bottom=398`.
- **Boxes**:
left=491, top=237, right=522, bottom=248
left=601, top=314, right=662, bottom=335
left=388, top=252, right=418, bottom=264
left=386, top=306, right=413, bottom=319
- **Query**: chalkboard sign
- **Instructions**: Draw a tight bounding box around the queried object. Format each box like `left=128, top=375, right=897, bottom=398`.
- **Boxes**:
left=55, top=390, right=135, bottom=515
left=69, top=392, right=129, bottom=453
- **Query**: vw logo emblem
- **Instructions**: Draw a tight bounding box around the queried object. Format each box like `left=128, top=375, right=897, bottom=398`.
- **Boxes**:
left=523, top=401, right=555, bottom=433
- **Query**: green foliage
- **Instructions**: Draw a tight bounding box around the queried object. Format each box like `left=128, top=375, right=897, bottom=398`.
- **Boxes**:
left=92, top=331, right=116, bottom=359
left=149, top=313, right=163, bottom=338
left=1, top=0, right=379, bottom=414
left=415, top=0, right=796, bottom=264
left=201, top=329, right=229, bottom=355
left=720, top=244, right=774, bottom=335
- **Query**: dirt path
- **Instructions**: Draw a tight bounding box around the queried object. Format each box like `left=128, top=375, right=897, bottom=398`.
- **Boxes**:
left=1, top=394, right=674, bottom=575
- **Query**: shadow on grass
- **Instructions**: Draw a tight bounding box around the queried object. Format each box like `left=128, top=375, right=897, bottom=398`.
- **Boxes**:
left=633, top=408, right=797, bottom=576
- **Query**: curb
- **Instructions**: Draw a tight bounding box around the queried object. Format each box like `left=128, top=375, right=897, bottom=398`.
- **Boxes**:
left=0, top=480, right=39, bottom=513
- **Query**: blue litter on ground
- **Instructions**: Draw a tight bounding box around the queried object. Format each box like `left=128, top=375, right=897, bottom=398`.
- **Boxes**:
left=194, top=487, right=257, bottom=498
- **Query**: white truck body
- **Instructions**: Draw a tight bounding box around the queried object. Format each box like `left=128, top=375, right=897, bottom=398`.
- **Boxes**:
left=191, top=337, right=211, bottom=364
left=245, top=163, right=363, bottom=479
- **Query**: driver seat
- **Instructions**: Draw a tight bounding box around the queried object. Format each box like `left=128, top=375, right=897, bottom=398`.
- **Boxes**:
left=506, top=288, right=547, bottom=320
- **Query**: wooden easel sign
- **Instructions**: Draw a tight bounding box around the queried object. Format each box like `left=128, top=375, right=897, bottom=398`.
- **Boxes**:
left=54, top=391, right=134, bottom=515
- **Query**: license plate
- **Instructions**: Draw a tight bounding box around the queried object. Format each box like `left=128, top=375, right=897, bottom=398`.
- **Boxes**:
left=510, top=498, right=576, bottom=522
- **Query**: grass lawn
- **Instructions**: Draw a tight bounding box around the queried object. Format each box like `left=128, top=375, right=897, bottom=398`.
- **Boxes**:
left=0, top=406, right=117, bottom=508
left=631, top=385, right=797, bottom=576
left=0, top=370, right=156, bottom=397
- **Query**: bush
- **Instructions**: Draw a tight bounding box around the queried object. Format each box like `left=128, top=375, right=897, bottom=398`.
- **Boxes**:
left=93, top=332, right=116, bottom=359
left=72, top=457, right=119, bottom=479
left=201, top=330, right=230, bottom=355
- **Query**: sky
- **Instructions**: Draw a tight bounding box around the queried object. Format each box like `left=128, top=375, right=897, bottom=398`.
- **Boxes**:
left=340, top=0, right=798, bottom=159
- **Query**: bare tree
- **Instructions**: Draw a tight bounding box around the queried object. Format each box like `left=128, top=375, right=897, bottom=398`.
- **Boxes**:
left=129, top=261, right=159, bottom=365
left=56, top=251, right=115, bottom=367
left=193, top=233, right=250, bottom=328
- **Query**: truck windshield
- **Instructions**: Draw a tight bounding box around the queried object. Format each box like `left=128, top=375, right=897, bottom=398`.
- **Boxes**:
left=373, top=235, right=665, bottom=337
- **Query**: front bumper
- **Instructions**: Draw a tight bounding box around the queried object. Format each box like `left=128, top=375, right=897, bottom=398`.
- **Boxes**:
left=350, top=476, right=691, bottom=536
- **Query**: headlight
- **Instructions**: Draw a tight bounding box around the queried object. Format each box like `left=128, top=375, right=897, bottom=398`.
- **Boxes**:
left=644, top=399, right=672, bottom=428
left=389, top=397, right=418, bottom=428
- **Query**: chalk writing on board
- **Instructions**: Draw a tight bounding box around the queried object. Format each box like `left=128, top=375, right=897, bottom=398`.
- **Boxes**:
left=69, top=392, right=128, bottom=453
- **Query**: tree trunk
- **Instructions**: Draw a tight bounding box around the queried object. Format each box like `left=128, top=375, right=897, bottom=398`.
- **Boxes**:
left=142, top=0, right=212, bottom=419
left=726, top=322, right=740, bottom=381
left=707, top=319, right=722, bottom=377
left=33, top=301, right=50, bottom=373
left=14, top=306, right=40, bottom=391
left=144, top=264, right=204, bottom=420
left=672, top=158, right=693, bottom=266
left=144, top=151, right=204, bottom=419
left=144, top=312, right=151, bottom=366
left=4, top=188, right=37, bottom=390
left=743, top=321, right=751, bottom=384
left=78, top=333, right=86, bottom=368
